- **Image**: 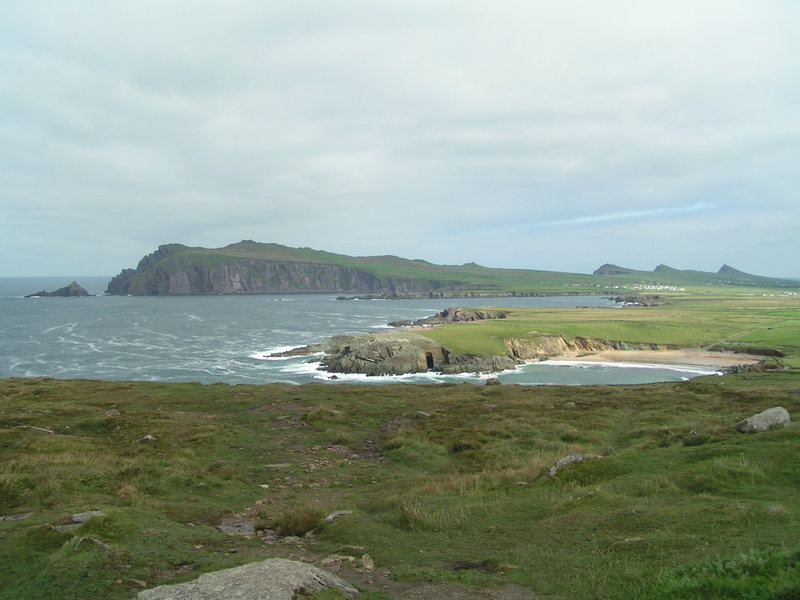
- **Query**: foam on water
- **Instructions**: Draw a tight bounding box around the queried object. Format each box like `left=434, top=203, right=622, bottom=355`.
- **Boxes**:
left=539, top=360, right=721, bottom=376
left=249, top=346, right=310, bottom=360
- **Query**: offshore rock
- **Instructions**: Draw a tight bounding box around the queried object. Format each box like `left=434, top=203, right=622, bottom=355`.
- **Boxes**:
left=26, top=281, right=90, bottom=297
left=137, top=558, right=358, bottom=600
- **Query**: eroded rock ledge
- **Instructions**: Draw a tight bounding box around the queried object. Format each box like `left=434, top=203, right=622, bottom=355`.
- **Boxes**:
left=387, top=307, right=508, bottom=327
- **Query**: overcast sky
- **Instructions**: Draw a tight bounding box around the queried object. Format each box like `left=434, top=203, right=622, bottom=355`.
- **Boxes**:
left=2, top=1, right=799, bottom=278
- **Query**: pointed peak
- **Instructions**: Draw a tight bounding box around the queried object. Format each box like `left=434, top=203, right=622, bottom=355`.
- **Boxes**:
left=718, top=264, right=748, bottom=276
left=593, top=264, right=634, bottom=275
left=653, top=264, right=680, bottom=273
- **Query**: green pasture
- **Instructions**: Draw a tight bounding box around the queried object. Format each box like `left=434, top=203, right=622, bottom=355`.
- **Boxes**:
left=1, top=371, right=799, bottom=599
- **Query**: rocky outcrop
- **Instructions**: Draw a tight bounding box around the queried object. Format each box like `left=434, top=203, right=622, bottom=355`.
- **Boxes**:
left=735, top=407, right=791, bottom=433
left=284, top=331, right=669, bottom=377
left=26, top=281, right=90, bottom=297
left=275, top=305, right=678, bottom=376
left=388, top=307, right=507, bottom=327
left=548, top=453, right=603, bottom=477
left=319, top=331, right=455, bottom=376
left=137, top=558, right=358, bottom=599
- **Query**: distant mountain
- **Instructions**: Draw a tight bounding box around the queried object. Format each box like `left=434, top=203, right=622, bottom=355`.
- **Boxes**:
left=104, top=241, right=798, bottom=296
left=593, top=263, right=797, bottom=289
left=593, top=264, right=634, bottom=276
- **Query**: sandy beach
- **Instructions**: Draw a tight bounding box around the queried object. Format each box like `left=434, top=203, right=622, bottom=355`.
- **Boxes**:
left=552, top=348, right=763, bottom=369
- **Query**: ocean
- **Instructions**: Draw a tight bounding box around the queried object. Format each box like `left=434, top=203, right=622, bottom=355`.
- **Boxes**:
left=0, top=277, right=719, bottom=385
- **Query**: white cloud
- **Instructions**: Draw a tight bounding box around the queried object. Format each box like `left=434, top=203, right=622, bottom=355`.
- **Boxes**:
left=1, top=1, right=799, bottom=276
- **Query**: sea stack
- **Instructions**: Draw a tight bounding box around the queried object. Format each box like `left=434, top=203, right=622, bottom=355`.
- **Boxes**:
left=25, top=281, right=91, bottom=297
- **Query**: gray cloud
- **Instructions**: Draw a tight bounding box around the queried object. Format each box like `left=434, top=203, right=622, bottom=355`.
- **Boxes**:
left=1, top=0, right=799, bottom=277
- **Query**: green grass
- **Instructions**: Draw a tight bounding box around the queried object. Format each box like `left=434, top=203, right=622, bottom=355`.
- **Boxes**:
left=1, top=370, right=799, bottom=599
left=423, top=296, right=800, bottom=357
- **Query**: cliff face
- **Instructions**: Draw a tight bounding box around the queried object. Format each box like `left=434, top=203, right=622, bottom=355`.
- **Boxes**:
left=504, top=335, right=670, bottom=360
left=106, top=246, right=446, bottom=295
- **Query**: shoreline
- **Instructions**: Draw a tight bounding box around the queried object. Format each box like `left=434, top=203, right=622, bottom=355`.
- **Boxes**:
left=542, top=348, right=763, bottom=370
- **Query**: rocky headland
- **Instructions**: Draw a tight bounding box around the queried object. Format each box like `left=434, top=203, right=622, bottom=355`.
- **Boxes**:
left=270, top=307, right=761, bottom=377
left=106, top=243, right=467, bottom=296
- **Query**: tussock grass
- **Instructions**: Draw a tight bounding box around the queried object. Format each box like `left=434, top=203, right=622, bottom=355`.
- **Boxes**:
left=274, top=503, right=327, bottom=537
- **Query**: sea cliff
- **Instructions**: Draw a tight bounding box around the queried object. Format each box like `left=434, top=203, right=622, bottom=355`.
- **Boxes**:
left=106, top=244, right=450, bottom=295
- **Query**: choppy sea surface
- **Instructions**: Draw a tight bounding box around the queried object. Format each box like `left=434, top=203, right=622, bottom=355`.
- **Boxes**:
left=0, top=277, right=720, bottom=385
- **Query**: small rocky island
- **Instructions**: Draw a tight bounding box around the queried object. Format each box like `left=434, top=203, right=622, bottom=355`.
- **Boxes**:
left=25, top=281, right=91, bottom=298
left=272, top=308, right=518, bottom=376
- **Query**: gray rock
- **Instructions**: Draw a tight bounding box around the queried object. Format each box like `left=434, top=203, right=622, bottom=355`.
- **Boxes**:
left=53, top=510, right=105, bottom=531
left=71, top=510, right=105, bottom=523
left=137, top=558, right=358, bottom=599
left=320, top=331, right=451, bottom=376
left=735, top=407, right=791, bottom=433
left=548, top=453, right=603, bottom=478
left=324, top=510, right=354, bottom=522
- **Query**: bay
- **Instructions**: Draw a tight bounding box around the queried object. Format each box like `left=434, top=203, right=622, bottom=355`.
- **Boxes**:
left=0, top=280, right=715, bottom=385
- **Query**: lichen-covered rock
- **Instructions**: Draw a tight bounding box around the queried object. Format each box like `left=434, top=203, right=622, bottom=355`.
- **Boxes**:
left=137, top=558, right=358, bottom=600
left=735, top=407, right=791, bottom=433
left=548, top=453, right=603, bottom=478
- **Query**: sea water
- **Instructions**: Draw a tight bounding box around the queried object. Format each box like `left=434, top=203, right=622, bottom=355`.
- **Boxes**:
left=0, top=279, right=718, bottom=385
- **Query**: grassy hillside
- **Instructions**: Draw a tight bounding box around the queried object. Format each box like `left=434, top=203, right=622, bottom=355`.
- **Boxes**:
left=1, top=373, right=798, bottom=599
left=120, top=241, right=800, bottom=295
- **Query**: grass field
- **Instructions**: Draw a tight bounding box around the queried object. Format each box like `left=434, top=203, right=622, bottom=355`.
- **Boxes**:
left=1, top=370, right=799, bottom=599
